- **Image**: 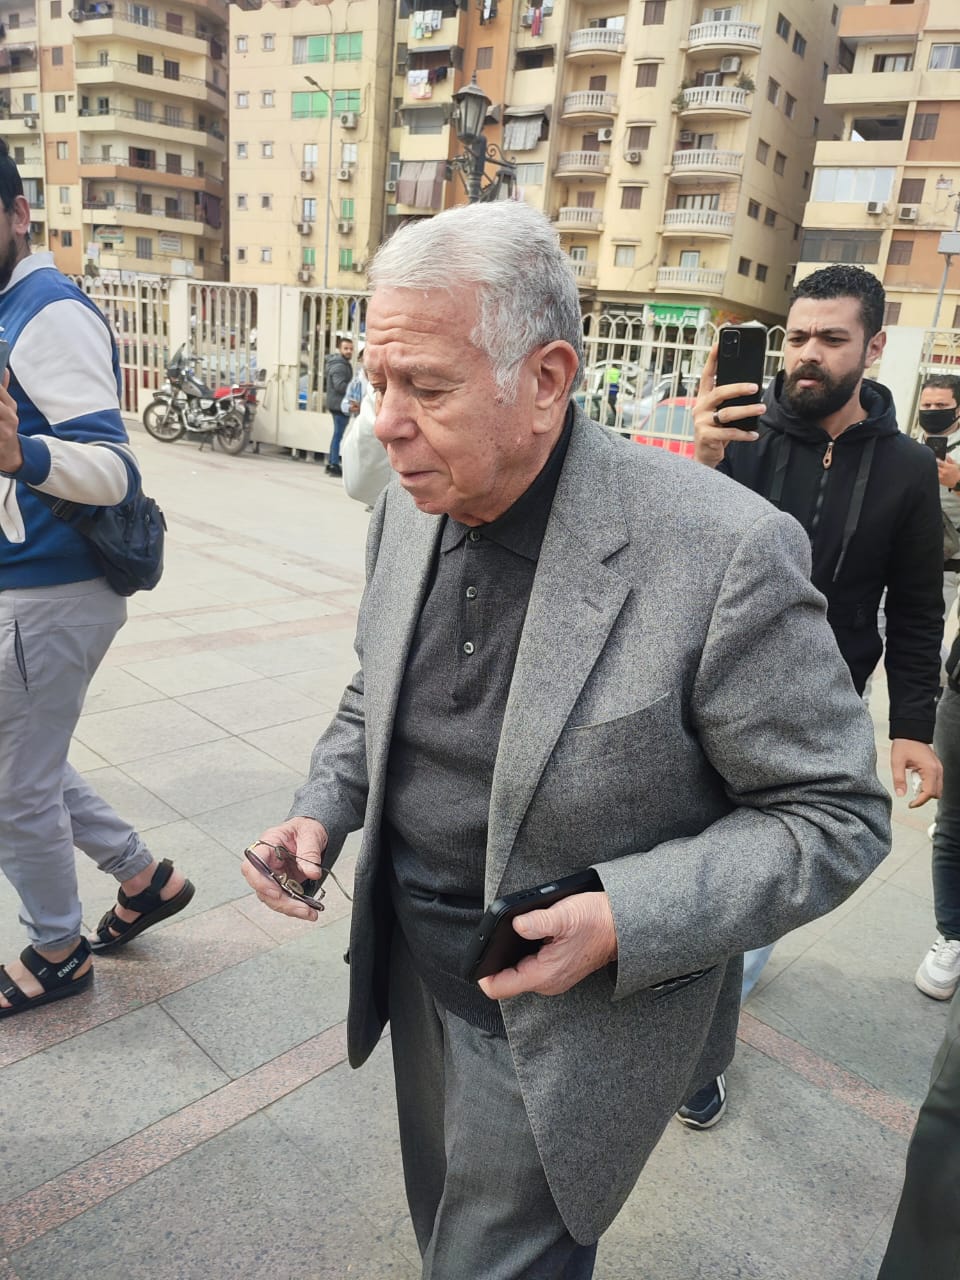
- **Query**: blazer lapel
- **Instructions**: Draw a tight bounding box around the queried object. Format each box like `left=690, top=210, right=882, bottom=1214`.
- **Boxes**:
left=486, top=413, right=632, bottom=898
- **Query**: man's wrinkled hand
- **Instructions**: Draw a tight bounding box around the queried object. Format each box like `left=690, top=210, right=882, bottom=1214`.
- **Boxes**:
left=477, top=891, right=618, bottom=1000
left=240, top=816, right=330, bottom=919
left=890, top=739, right=942, bottom=808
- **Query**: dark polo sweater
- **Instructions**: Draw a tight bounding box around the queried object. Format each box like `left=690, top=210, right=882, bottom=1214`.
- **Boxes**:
left=384, top=410, right=573, bottom=1032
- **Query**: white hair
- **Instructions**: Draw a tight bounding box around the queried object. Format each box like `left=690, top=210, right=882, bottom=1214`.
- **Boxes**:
left=368, top=201, right=584, bottom=403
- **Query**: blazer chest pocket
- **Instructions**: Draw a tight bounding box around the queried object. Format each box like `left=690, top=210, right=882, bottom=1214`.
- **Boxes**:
left=552, top=691, right=674, bottom=765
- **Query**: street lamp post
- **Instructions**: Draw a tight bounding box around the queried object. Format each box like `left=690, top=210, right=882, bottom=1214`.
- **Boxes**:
left=450, top=75, right=516, bottom=204
left=931, top=192, right=960, bottom=333
left=304, top=75, right=334, bottom=291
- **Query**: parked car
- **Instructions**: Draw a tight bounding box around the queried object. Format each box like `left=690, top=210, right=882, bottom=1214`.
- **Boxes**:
left=631, top=397, right=698, bottom=457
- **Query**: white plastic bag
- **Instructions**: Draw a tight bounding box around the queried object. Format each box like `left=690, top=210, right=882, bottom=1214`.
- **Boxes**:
left=341, top=382, right=392, bottom=507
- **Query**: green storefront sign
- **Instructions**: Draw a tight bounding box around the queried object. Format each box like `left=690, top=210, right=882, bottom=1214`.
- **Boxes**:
left=648, top=303, right=703, bottom=327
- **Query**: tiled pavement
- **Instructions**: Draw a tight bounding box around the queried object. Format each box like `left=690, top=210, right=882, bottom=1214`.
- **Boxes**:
left=0, top=427, right=951, bottom=1279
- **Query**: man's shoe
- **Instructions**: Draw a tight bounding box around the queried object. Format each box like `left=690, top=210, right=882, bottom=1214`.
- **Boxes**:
left=676, top=1074, right=727, bottom=1130
left=326, top=463, right=342, bottom=477
left=915, top=934, right=960, bottom=1000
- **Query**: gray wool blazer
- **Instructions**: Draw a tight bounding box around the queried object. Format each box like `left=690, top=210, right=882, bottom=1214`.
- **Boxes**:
left=291, top=406, right=891, bottom=1243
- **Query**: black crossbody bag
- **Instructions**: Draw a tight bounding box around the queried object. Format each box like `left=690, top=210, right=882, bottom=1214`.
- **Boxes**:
left=35, top=486, right=167, bottom=597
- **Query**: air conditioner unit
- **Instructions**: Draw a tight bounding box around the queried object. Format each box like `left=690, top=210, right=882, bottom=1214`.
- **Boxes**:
left=297, top=268, right=312, bottom=283
left=520, top=11, right=532, bottom=25
left=719, top=55, right=741, bottom=73
left=898, top=204, right=918, bottom=221
left=24, top=116, right=36, bottom=128
left=625, top=149, right=642, bottom=164
left=866, top=200, right=884, bottom=215
left=79, top=108, right=91, bottom=116
left=300, top=168, right=314, bottom=181
left=337, top=166, right=353, bottom=181
left=597, top=127, right=614, bottom=143
left=68, top=6, right=84, bottom=17
left=678, top=130, right=694, bottom=143
left=337, top=218, right=353, bottom=234
left=352, top=261, right=366, bottom=273
left=60, top=204, right=71, bottom=213
left=297, top=220, right=312, bottom=234
left=339, top=111, right=358, bottom=129
left=385, top=179, right=398, bottom=193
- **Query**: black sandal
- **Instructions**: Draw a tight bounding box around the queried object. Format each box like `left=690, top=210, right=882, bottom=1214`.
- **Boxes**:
left=0, top=938, right=93, bottom=1019
left=90, top=859, right=195, bottom=954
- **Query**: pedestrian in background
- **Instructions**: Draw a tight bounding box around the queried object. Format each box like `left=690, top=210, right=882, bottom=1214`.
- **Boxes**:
left=0, top=139, right=193, bottom=1020
left=323, top=334, right=353, bottom=476
left=916, top=373, right=960, bottom=629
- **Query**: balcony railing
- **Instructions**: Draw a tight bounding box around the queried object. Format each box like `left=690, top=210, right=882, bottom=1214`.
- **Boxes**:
left=80, top=156, right=223, bottom=182
left=657, top=266, right=726, bottom=290
left=680, top=86, right=750, bottom=112
left=75, top=58, right=212, bottom=90
left=568, top=27, right=625, bottom=55
left=554, top=207, right=602, bottom=229
left=663, top=208, right=735, bottom=233
left=671, top=148, right=744, bottom=172
left=69, top=5, right=226, bottom=51
left=568, top=259, right=598, bottom=282
left=687, top=20, right=761, bottom=48
left=81, top=200, right=204, bottom=222
left=562, top=90, right=617, bottom=116
left=555, top=150, right=610, bottom=172
left=73, top=105, right=225, bottom=138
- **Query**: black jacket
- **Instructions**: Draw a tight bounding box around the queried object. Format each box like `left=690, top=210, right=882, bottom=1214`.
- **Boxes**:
left=324, top=351, right=352, bottom=413
left=719, top=375, right=942, bottom=742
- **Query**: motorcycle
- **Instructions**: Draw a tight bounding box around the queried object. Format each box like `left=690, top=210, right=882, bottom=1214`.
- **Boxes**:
left=142, top=346, right=265, bottom=456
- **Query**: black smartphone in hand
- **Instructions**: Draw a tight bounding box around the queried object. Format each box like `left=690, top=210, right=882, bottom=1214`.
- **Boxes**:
left=716, top=324, right=767, bottom=409
left=926, top=434, right=949, bottom=461
left=463, top=868, right=602, bottom=982
left=0, top=339, right=10, bottom=383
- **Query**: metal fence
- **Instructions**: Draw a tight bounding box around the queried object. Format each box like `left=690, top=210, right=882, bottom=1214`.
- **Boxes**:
left=74, top=274, right=170, bottom=413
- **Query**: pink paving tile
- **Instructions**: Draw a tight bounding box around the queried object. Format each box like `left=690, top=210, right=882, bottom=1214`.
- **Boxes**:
left=233, top=888, right=352, bottom=941
left=0, top=903, right=278, bottom=1068
left=100, top=610, right=359, bottom=668
left=737, top=1010, right=918, bottom=1139
left=0, top=1022, right=349, bottom=1251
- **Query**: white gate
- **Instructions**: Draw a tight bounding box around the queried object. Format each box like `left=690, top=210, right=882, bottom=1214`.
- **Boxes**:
left=75, top=274, right=169, bottom=413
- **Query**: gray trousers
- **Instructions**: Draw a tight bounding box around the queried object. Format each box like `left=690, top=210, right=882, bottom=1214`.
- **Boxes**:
left=0, top=579, right=153, bottom=951
left=877, top=988, right=960, bottom=1279
left=388, top=931, right=599, bottom=1280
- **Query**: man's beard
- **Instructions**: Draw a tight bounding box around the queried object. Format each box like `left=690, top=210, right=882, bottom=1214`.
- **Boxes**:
left=782, top=362, right=863, bottom=421
left=0, top=237, right=20, bottom=291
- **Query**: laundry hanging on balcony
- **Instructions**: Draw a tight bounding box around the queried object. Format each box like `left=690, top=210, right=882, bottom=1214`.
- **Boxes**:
left=503, top=105, right=548, bottom=152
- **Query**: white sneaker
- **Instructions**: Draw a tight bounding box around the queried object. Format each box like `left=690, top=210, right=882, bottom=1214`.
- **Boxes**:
left=915, top=935, right=960, bottom=1000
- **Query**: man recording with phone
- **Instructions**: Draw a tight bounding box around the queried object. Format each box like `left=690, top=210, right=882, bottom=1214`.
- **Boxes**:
left=683, top=265, right=943, bottom=1127
left=917, top=374, right=960, bottom=626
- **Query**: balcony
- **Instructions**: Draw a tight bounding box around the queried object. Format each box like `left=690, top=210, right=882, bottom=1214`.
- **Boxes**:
left=561, top=90, right=617, bottom=120
left=670, top=148, right=743, bottom=180
left=70, top=7, right=224, bottom=58
left=662, top=208, right=735, bottom=235
left=824, top=69, right=915, bottom=109
left=554, top=207, right=603, bottom=233
left=75, top=58, right=224, bottom=107
left=75, top=106, right=226, bottom=151
left=80, top=157, right=224, bottom=191
left=686, top=20, right=761, bottom=52
left=678, top=86, right=750, bottom=116
left=568, top=258, right=598, bottom=287
left=567, top=28, right=625, bottom=59
left=657, top=266, right=725, bottom=293
left=555, top=149, right=610, bottom=176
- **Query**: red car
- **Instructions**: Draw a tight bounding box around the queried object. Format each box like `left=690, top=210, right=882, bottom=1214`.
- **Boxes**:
left=631, top=397, right=697, bottom=457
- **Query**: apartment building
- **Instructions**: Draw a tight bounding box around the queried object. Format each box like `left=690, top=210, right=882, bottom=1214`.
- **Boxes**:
left=0, top=0, right=228, bottom=279
left=227, top=0, right=395, bottom=288
left=799, top=0, right=960, bottom=330
left=389, top=0, right=848, bottom=326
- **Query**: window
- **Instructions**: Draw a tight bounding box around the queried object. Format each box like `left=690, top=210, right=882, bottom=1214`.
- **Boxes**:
left=756, top=263, right=768, bottom=282
left=738, top=256, right=751, bottom=275
left=792, top=31, right=806, bottom=57
left=776, top=13, right=790, bottom=40
left=302, top=197, right=317, bottom=221
left=515, top=47, right=555, bottom=70
left=262, top=33, right=274, bottom=51
left=164, top=59, right=179, bottom=80
left=51, top=46, right=64, bottom=65
left=166, top=12, right=182, bottom=33
left=912, top=113, right=939, bottom=141
left=261, top=141, right=273, bottom=158
left=59, top=186, right=70, bottom=203
left=953, top=303, right=960, bottom=329
left=679, top=250, right=700, bottom=268
left=614, top=245, right=636, bottom=267
left=236, top=92, right=249, bottom=108
left=130, top=4, right=150, bottom=25
left=339, top=247, right=354, bottom=270
left=476, top=46, right=493, bottom=70
left=56, top=141, right=68, bottom=159
left=764, top=207, right=776, bottom=226
left=261, top=194, right=271, bottom=209
left=236, top=35, right=248, bottom=52
left=258, top=90, right=273, bottom=108
left=137, top=53, right=154, bottom=74
left=799, top=229, right=881, bottom=263
left=303, top=143, right=318, bottom=166
left=260, top=247, right=272, bottom=263
left=621, top=186, right=643, bottom=209
left=756, top=138, right=769, bottom=164
left=54, top=94, right=66, bottom=113
left=627, top=125, right=651, bottom=150
left=899, top=176, right=925, bottom=203
left=341, top=142, right=358, bottom=164
left=515, top=162, right=545, bottom=184
left=164, top=196, right=179, bottom=218
left=340, top=197, right=354, bottom=219
left=237, top=247, right=247, bottom=262
left=293, top=90, right=330, bottom=119
left=7, top=12, right=17, bottom=26
left=97, top=49, right=109, bottom=66
left=166, top=152, right=181, bottom=174
left=98, top=96, right=109, bottom=114
left=236, top=142, right=248, bottom=159
left=164, top=104, right=182, bottom=127
left=888, top=238, right=913, bottom=265
left=135, top=99, right=153, bottom=121
left=747, top=199, right=760, bottom=219
left=784, top=93, right=796, bottom=119
left=136, top=236, right=152, bottom=259
left=334, top=90, right=361, bottom=113
left=873, top=53, right=913, bottom=72
left=676, top=192, right=718, bottom=209
left=335, top=32, right=362, bottom=61
left=643, top=0, right=665, bottom=24
left=24, top=93, right=38, bottom=112
left=50, top=1, right=61, bottom=14
left=812, top=168, right=898, bottom=203
left=636, top=62, right=658, bottom=88
left=293, top=35, right=329, bottom=64
left=767, top=78, right=780, bottom=106
left=929, top=45, right=960, bottom=71
left=773, top=151, right=786, bottom=175
left=237, top=193, right=248, bottom=209
left=61, top=231, right=73, bottom=247
left=303, top=247, right=316, bottom=266
left=883, top=301, right=901, bottom=325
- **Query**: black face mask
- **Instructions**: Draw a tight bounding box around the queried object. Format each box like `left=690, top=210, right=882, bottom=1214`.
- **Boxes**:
left=919, top=407, right=959, bottom=435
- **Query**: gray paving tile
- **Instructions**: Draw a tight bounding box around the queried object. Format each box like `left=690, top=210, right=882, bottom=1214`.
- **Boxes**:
left=160, top=916, right=352, bottom=1076
left=227, top=633, right=351, bottom=677
left=191, top=786, right=304, bottom=854
left=0, top=1005, right=227, bottom=1199
left=239, top=714, right=331, bottom=772
left=121, top=738, right=301, bottom=818
left=10, top=1113, right=419, bottom=1280
left=176, top=678, right=327, bottom=735
left=168, top=607, right=267, bottom=635
left=80, top=666, right=165, bottom=716
left=66, top=739, right=109, bottom=774
left=73, top=700, right=228, bottom=766
left=76, top=766, right=182, bottom=830
left=194, top=574, right=301, bottom=605
left=254, top=598, right=348, bottom=622
left=109, top=615, right=196, bottom=647
left=121, top=652, right=264, bottom=697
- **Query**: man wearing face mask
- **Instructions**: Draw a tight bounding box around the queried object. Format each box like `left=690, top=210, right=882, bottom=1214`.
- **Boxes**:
left=918, top=374, right=960, bottom=627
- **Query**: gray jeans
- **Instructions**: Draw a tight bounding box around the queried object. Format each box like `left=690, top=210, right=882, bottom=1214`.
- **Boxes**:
left=0, top=579, right=153, bottom=950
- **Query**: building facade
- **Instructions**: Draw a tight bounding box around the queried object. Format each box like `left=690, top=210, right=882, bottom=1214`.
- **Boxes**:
left=0, top=0, right=229, bottom=279
left=800, top=0, right=960, bottom=330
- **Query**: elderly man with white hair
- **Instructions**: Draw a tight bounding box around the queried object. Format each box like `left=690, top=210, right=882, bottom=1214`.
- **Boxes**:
left=242, top=201, right=890, bottom=1279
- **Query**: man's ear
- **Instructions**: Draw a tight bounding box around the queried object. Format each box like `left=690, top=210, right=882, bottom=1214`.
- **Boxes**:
left=528, top=341, right=580, bottom=431
left=866, top=328, right=886, bottom=369
left=11, top=195, right=31, bottom=239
